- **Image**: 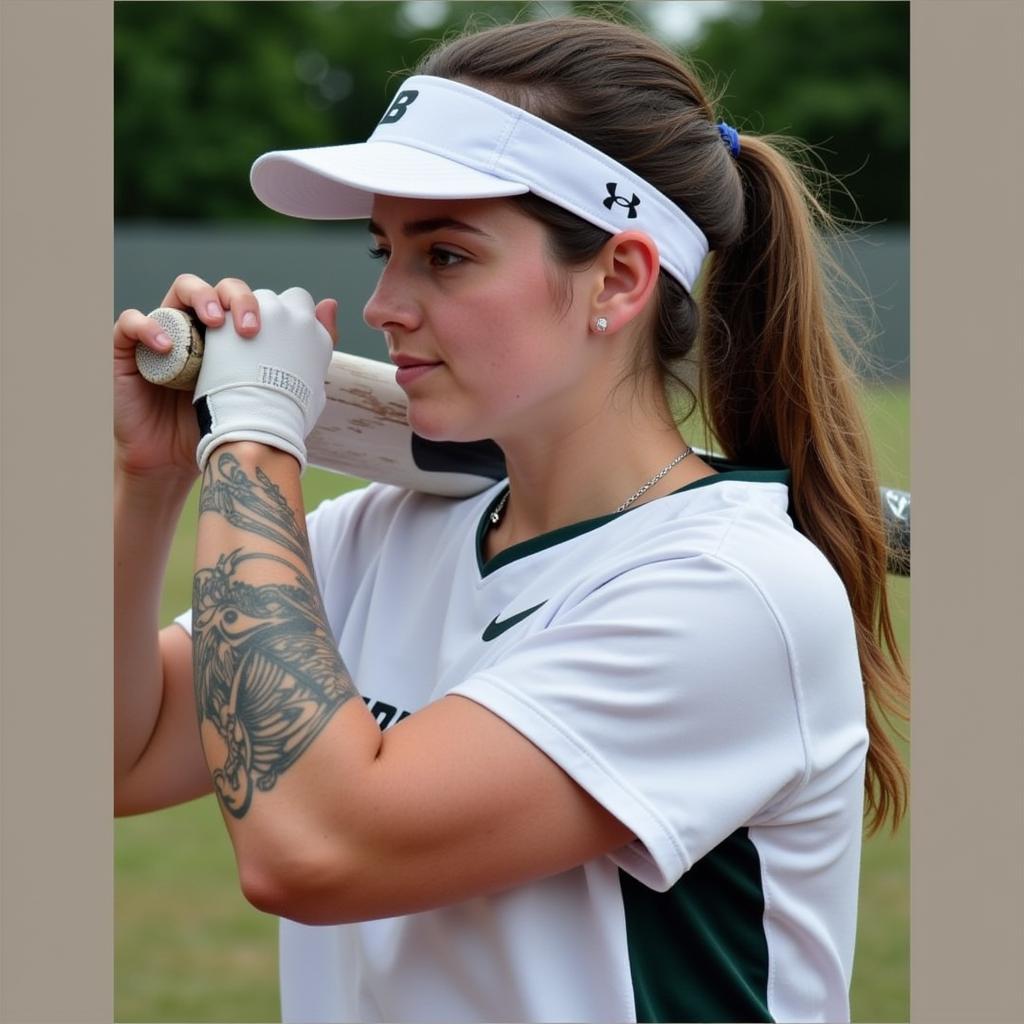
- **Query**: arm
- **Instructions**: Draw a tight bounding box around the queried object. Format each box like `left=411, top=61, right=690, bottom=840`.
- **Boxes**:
left=191, top=440, right=634, bottom=924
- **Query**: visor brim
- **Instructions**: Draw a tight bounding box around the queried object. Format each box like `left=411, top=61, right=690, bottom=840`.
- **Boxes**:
left=250, top=141, right=530, bottom=220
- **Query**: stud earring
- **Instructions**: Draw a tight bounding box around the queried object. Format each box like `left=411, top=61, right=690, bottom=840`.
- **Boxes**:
left=594, top=317, right=609, bottom=333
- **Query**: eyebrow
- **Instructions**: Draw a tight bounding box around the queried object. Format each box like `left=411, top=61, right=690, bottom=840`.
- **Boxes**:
left=367, top=217, right=493, bottom=240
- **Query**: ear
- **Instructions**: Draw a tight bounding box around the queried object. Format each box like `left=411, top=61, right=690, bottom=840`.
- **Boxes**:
left=589, top=231, right=660, bottom=334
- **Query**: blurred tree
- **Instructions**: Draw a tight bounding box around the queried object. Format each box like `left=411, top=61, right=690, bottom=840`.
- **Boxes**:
left=115, top=1, right=907, bottom=224
left=115, top=0, right=530, bottom=219
left=688, top=1, right=909, bottom=223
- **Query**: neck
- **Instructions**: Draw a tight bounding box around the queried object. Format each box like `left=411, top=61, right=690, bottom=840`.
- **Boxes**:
left=487, top=394, right=713, bottom=550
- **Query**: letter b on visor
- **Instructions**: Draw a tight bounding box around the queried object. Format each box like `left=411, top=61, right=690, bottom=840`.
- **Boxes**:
left=379, top=90, right=419, bottom=125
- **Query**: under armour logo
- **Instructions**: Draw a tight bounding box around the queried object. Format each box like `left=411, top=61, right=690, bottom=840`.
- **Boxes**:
left=379, top=89, right=419, bottom=125
left=603, top=182, right=640, bottom=219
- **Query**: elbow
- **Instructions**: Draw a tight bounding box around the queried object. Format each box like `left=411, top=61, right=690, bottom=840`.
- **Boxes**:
left=238, top=863, right=291, bottom=919
left=237, top=842, right=363, bottom=926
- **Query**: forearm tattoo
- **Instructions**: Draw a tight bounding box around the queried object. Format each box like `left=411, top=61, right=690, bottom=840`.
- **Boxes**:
left=193, top=452, right=356, bottom=818
left=199, top=451, right=310, bottom=562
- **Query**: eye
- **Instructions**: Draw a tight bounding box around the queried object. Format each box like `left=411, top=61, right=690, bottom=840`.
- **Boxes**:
left=428, top=247, right=465, bottom=268
left=367, top=245, right=390, bottom=263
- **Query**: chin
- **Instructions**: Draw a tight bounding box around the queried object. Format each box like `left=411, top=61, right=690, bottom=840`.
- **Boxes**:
left=410, top=423, right=491, bottom=446
left=406, top=403, right=488, bottom=445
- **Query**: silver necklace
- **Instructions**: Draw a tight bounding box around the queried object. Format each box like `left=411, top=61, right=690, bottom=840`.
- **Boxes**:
left=489, top=447, right=693, bottom=528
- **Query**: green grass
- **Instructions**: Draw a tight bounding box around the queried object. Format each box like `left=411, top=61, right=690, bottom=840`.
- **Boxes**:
left=116, top=799, right=279, bottom=1021
left=118, top=384, right=909, bottom=1022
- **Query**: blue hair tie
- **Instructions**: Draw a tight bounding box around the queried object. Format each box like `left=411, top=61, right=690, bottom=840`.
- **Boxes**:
left=717, top=120, right=740, bottom=158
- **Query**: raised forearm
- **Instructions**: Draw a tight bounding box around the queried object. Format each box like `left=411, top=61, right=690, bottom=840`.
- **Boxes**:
left=114, top=463, right=195, bottom=778
left=192, top=442, right=381, bottom=888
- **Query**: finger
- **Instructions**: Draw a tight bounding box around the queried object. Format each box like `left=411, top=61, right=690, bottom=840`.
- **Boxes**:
left=214, top=277, right=261, bottom=337
left=315, top=298, right=339, bottom=346
left=114, top=307, right=174, bottom=356
left=160, top=273, right=225, bottom=328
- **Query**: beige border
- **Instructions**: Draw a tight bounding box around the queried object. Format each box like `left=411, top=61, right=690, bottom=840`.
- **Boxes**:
left=910, top=2, right=1024, bottom=1021
left=0, top=1, right=113, bottom=1021
left=3, top=1, right=1022, bottom=1022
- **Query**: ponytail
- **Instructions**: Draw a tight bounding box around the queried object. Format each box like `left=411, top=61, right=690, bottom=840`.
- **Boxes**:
left=700, top=134, right=909, bottom=833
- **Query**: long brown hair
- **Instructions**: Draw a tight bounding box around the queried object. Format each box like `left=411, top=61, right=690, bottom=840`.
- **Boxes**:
left=419, top=16, right=908, bottom=834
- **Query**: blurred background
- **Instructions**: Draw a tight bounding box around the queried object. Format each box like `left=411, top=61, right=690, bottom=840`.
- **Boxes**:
left=115, top=3, right=909, bottom=1021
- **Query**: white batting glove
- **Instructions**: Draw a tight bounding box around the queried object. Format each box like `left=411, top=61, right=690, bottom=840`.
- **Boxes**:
left=194, top=287, right=333, bottom=473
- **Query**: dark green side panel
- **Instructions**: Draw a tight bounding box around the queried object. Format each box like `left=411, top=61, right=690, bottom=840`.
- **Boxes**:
left=620, top=827, right=772, bottom=1023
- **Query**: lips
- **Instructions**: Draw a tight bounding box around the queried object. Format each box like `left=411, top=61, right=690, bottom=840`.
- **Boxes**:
left=390, top=354, right=442, bottom=387
left=390, top=354, right=438, bottom=369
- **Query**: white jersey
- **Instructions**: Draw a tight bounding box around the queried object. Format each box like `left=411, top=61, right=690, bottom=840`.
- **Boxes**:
left=176, top=462, right=868, bottom=1023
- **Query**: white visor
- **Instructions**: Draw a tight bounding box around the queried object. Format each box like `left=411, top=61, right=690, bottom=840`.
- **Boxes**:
left=251, top=75, right=709, bottom=291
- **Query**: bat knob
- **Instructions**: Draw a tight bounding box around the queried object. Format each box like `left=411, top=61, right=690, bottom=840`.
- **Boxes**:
left=135, top=307, right=205, bottom=390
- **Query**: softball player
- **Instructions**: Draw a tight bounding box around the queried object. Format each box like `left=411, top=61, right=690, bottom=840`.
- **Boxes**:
left=114, top=16, right=908, bottom=1023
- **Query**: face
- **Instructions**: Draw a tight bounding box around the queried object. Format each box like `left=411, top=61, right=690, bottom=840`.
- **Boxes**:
left=362, top=196, right=594, bottom=445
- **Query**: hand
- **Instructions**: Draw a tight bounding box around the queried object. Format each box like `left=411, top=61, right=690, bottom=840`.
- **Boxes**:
left=193, top=287, right=335, bottom=473
left=114, top=274, right=337, bottom=480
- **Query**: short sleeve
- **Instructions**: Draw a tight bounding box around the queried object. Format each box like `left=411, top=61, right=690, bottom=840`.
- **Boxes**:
left=448, top=553, right=820, bottom=891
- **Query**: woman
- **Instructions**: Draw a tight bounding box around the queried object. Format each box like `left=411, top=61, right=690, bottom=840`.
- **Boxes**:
left=114, top=16, right=908, bottom=1023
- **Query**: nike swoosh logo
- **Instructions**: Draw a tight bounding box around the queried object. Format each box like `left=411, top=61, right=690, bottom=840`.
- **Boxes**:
left=482, top=601, right=547, bottom=642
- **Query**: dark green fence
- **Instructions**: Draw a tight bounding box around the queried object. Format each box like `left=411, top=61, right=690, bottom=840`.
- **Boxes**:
left=115, top=223, right=908, bottom=380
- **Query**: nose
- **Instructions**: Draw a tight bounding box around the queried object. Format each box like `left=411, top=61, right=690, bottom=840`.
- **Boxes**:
left=363, top=265, right=420, bottom=334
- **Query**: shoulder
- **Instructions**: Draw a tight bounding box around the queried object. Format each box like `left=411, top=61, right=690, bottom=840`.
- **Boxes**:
left=647, top=479, right=865, bottom=756
left=597, top=477, right=843, bottom=597
left=563, top=478, right=859, bottom=681
left=673, top=477, right=851, bottom=614
left=682, top=479, right=854, bottom=648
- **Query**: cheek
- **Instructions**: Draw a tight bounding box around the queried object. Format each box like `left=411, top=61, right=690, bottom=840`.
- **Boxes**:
left=454, top=269, right=566, bottom=379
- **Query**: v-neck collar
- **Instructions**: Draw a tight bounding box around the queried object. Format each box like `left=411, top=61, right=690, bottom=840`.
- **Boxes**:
left=475, top=458, right=791, bottom=578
